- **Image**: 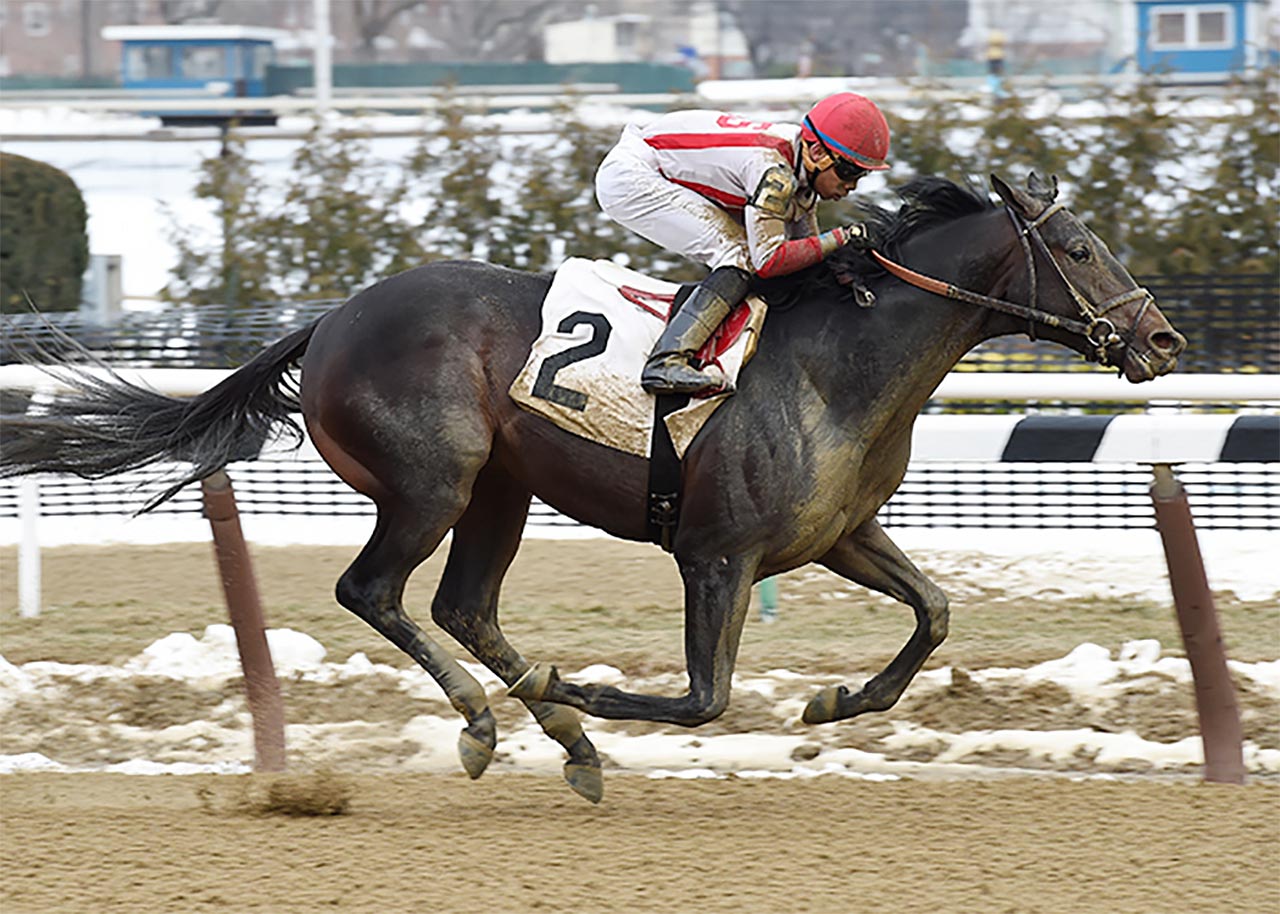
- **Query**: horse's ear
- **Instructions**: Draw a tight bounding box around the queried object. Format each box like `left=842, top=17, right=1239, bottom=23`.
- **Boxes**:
left=990, top=173, right=1035, bottom=216
left=1026, top=171, right=1059, bottom=203
left=988, top=171, right=1049, bottom=215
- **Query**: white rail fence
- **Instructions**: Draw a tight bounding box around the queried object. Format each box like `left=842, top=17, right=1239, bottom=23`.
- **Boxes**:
left=0, top=73, right=1248, bottom=116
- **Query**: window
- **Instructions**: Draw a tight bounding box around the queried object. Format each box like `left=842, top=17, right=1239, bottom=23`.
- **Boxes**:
left=1197, top=10, right=1227, bottom=44
left=179, top=45, right=225, bottom=79
left=22, top=2, right=50, bottom=37
left=615, top=20, right=637, bottom=52
left=1154, top=11, right=1186, bottom=46
left=1150, top=5, right=1234, bottom=50
left=125, top=45, right=171, bottom=80
left=250, top=45, right=272, bottom=80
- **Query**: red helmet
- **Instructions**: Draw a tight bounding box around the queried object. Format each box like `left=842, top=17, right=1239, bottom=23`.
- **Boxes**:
left=800, top=92, right=891, bottom=171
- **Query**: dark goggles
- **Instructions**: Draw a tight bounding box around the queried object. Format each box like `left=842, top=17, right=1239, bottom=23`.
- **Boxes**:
left=827, top=155, right=870, bottom=182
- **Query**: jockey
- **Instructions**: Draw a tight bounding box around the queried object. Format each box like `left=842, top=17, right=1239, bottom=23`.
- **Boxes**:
left=595, top=91, right=890, bottom=396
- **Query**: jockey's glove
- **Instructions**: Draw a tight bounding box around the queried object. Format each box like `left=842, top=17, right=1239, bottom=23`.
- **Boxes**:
left=834, top=223, right=875, bottom=250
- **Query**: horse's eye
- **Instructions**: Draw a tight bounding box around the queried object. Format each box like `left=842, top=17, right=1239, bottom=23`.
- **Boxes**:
left=1068, top=246, right=1091, bottom=263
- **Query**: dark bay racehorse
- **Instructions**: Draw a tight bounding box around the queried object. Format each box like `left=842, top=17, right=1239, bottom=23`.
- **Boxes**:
left=2, top=173, right=1185, bottom=801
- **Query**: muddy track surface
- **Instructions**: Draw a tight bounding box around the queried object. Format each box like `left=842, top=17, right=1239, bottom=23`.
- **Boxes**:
left=3, top=773, right=1278, bottom=914
left=1, top=541, right=1277, bottom=912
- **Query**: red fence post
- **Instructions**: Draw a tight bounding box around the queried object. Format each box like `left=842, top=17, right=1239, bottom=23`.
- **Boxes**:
left=1149, top=463, right=1246, bottom=785
left=201, top=470, right=287, bottom=772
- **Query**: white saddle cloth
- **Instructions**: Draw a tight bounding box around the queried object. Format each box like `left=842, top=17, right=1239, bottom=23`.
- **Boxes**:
left=509, top=258, right=766, bottom=458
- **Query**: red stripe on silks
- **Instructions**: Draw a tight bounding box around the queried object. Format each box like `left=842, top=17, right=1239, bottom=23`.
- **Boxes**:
left=756, top=236, right=825, bottom=279
left=646, top=132, right=796, bottom=166
left=667, top=176, right=747, bottom=210
left=618, top=285, right=675, bottom=320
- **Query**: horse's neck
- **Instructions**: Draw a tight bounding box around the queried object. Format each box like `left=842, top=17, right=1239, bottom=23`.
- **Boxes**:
left=839, top=211, right=1018, bottom=422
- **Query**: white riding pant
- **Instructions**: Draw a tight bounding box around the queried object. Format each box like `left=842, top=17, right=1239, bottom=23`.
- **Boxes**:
left=594, top=124, right=751, bottom=272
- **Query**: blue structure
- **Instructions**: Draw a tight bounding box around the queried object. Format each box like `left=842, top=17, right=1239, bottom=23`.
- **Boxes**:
left=101, top=24, right=288, bottom=125
left=1134, top=0, right=1269, bottom=76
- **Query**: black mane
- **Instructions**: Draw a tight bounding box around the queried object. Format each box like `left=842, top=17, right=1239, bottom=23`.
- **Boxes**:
left=859, top=176, right=994, bottom=253
left=754, top=176, right=995, bottom=308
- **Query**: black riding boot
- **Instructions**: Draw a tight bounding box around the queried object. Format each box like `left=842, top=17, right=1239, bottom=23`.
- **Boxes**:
left=641, top=266, right=750, bottom=396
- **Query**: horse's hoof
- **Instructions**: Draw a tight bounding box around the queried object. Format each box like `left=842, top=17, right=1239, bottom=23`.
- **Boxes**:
left=802, top=685, right=844, bottom=725
left=457, top=710, right=497, bottom=779
left=509, top=663, right=556, bottom=702
left=564, top=762, right=604, bottom=804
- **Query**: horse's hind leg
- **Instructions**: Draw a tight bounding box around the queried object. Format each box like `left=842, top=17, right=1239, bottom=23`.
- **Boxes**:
left=802, top=518, right=949, bottom=724
left=510, top=552, right=758, bottom=726
left=336, top=506, right=497, bottom=778
left=430, top=466, right=603, bottom=803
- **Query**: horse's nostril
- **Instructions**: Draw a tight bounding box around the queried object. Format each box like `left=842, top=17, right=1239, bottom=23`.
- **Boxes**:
left=1150, top=330, right=1186, bottom=356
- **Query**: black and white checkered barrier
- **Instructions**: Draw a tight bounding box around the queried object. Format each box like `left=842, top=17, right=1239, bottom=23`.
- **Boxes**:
left=1, top=415, right=1277, bottom=532
left=910, top=414, right=1279, bottom=464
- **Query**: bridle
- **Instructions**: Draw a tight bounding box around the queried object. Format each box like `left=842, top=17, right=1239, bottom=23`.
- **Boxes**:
left=869, top=201, right=1156, bottom=371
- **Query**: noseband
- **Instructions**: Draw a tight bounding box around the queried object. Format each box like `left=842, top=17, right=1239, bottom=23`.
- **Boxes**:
left=870, top=202, right=1156, bottom=371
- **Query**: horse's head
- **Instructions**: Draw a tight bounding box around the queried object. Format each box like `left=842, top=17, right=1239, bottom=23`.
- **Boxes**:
left=990, top=172, right=1186, bottom=382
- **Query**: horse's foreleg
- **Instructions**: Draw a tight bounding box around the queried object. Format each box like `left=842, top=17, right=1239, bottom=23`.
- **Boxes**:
left=803, top=518, right=949, bottom=724
left=511, top=555, right=755, bottom=727
left=336, top=507, right=497, bottom=779
left=430, top=467, right=603, bottom=803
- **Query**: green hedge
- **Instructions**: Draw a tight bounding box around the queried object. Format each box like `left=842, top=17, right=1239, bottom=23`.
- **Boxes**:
left=0, top=153, right=89, bottom=314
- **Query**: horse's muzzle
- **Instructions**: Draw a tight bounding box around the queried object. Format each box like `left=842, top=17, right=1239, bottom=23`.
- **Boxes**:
left=1124, top=324, right=1187, bottom=382
left=1113, top=292, right=1186, bottom=383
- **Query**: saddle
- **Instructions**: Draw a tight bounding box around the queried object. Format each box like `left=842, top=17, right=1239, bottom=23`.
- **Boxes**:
left=509, top=258, right=767, bottom=460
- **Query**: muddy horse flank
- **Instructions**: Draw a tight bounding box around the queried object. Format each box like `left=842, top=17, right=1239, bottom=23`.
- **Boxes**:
left=0, top=173, right=1185, bottom=802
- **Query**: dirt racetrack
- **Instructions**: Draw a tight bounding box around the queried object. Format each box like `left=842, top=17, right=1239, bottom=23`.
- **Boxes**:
left=2, top=539, right=1279, bottom=913
left=2, top=772, right=1277, bottom=914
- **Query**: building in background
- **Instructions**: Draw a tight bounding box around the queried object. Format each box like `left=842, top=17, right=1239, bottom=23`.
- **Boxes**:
left=101, top=23, right=287, bottom=125
left=0, top=0, right=1276, bottom=85
left=542, top=2, right=752, bottom=78
left=0, top=0, right=291, bottom=81
left=956, top=0, right=1275, bottom=75
left=1134, top=0, right=1273, bottom=76
left=542, top=13, right=656, bottom=65
left=959, top=0, right=1128, bottom=74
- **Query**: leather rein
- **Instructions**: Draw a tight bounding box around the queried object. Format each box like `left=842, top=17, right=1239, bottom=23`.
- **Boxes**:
left=869, top=202, right=1155, bottom=370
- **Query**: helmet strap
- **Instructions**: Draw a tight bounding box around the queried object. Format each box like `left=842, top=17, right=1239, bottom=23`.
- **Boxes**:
left=800, top=140, right=827, bottom=183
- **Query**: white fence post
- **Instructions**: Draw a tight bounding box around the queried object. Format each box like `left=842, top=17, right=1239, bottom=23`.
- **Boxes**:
left=15, top=388, right=54, bottom=619
left=18, top=477, right=41, bottom=618
left=313, top=0, right=332, bottom=120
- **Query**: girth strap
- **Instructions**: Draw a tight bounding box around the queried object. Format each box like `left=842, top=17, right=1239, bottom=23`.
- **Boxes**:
left=644, top=282, right=698, bottom=552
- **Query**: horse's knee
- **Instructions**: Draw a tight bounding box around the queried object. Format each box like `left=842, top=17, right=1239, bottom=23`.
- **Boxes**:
left=430, top=596, right=486, bottom=647
left=335, top=571, right=368, bottom=615
left=336, top=571, right=397, bottom=629
left=429, top=597, right=456, bottom=634
left=924, top=588, right=949, bottom=647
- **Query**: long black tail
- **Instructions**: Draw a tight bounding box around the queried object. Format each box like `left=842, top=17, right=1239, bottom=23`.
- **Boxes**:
left=0, top=319, right=320, bottom=510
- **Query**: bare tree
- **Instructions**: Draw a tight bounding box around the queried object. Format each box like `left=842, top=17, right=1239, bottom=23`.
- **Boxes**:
left=345, top=0, right=571, bottom=62
left=422, top=0, right=571, bottom=61
left=157, top=0, right=224, bottom=23
left=724, top=0, right=966, bottom=78
left=347, top=0, right=430, bottom=61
